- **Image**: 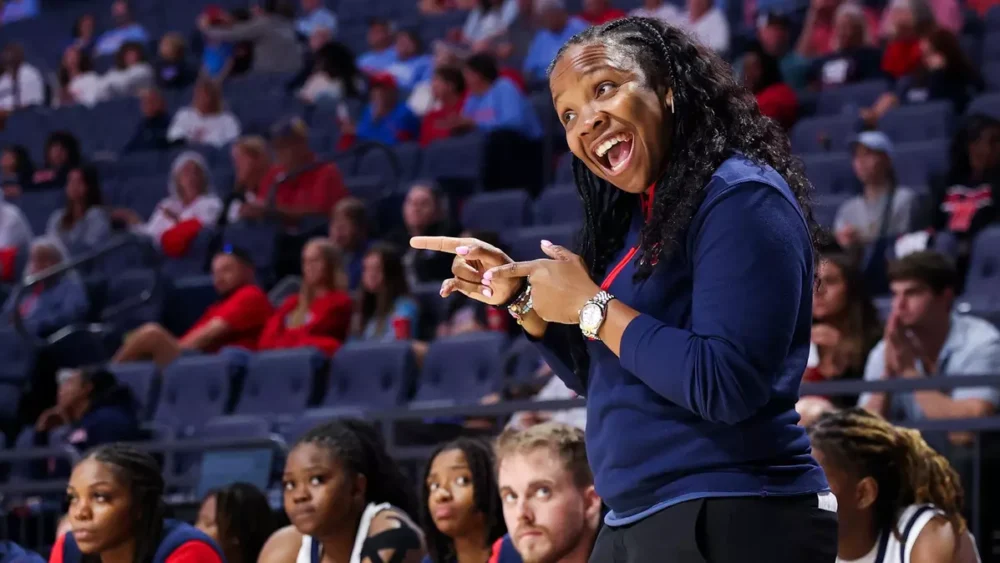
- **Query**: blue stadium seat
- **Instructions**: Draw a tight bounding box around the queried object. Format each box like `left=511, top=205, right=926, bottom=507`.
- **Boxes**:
left=811, top=193, right=851, bottom=230
left=161, top=227, right=215, bottom=279
left=0, top=328, right=35, bottom=386
left=535, top=185, right=583, bottom=227
left=411, top=281, right=457, bottom=340
left=109, top=362, right=159, bottom=420
left=893, top=140, right=950, bottom=186
left=461, top=190, right=532, bottom=233
left=554, top=153, right=575, bottom=185
left=503, top=336, right=544, bottom=384
left=801, top=152, right=857, bottom=194
left=878, top=101, right=955, bottom=143
left=16, top=189, right=64, bottom=235
left=153, top=355, right=234, bottom=432
left=235, top=349, right=325, bottom=417
left=967, top=93, right=1000, bottom=119
left=175, top=414, right=274, bottom=481
left=161, top=275, right=217, bottom=337
left=0, top=382, right=20, bottom=423
left=816, top=79, right=889, bottom=116
left=964, top=226, right=1000, bottom=301
left=420, top=132, right=486, bottom=190
left=102, top=268, right=166, bottom=331
left=984, top=31, right=1000, bottom=62
left=323, top=341, right=416, bottom=409
left=222, top=222, right=278, bottom=276
left=984, top=62, right=1000, bottom=92
left=414, top=332, right=507, bottom=405
left=504, top=224, right=579, bottom=261
left=790, top=114, right=860, bottom=154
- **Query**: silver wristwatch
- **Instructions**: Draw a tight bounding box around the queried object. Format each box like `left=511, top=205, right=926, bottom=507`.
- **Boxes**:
left=579, top=291, right=615, bottom=340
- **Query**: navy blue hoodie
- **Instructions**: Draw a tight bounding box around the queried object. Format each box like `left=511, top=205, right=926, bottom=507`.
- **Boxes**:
left=533, top=155, right=829, bottom=526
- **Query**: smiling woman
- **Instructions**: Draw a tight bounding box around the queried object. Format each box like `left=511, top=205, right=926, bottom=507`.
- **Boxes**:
left=412, top=16, right=838, bottom=562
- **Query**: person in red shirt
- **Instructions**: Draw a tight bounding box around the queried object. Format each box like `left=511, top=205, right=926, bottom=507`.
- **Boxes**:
left=241, top=117, right=348, bottom=228
left=580, top=0, right=626, bottom=24
left=258, top=238, right=353, bottom=356
left=52, top=444, right=224, bottom=563
left=111, top=246, right=273, bottom=367
left=420, top=66, right=467, bottom=146
left=742, top=42, right=798, bottom=130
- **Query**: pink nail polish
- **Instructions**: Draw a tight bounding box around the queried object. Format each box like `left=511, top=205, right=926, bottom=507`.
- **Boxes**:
left=482, top=278, right=491, bottom=286
left=456, top=246, right=469, bottom=255
left=483, top=270, right=493, bottom=280
left=483, top=288, right=493, bottom=297
left=541, top=239, right=552, bottom=247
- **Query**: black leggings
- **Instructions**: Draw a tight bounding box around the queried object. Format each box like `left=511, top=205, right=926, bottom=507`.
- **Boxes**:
left=590, top=495, right=838, bottom=563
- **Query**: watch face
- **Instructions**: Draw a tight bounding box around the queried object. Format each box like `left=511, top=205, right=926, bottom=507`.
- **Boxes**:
left=580, top=303, right=603, bottom=331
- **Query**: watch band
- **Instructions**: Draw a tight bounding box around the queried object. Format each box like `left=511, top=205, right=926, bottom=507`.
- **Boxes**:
left=507, top=284, right=533, bottom=324
left=580, top=290, right=615, bottom=340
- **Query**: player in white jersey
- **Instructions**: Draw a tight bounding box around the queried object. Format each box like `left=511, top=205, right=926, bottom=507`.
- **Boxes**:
left=809, top=408, right=981, bottom=563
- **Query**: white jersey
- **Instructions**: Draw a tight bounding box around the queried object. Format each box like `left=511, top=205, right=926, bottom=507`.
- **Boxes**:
left=836, top=504, right=981, bottom=563
left=295, top=503, right=421, bottom=563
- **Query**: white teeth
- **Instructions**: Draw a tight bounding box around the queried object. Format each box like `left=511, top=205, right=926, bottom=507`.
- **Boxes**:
left=595, top=134, right=631, bottom=158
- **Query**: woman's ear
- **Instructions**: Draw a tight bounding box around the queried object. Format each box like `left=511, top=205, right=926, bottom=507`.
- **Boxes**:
left=856, top=476, right=879, bottom=511
left=353, top=472, right=368, bottom=506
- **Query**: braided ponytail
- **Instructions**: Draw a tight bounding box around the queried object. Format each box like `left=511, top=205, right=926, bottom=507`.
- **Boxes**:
left=892, top=426, right=966, bottom=534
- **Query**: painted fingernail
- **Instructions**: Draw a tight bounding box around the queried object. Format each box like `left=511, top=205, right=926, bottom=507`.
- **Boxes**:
left=483, top=270, right=494, bottom=280
left=456, top=246, right=469, bottom=255
left=482, top=278, right=491, bottom=286
left=541, top=239, right=552, bottom=247
left=483, top=288, right=493, bottom=298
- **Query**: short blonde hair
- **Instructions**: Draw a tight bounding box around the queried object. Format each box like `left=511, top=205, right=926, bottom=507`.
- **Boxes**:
left=495, top=422, right=592, bottom=488
left=234, top=135, right=269, bottom=159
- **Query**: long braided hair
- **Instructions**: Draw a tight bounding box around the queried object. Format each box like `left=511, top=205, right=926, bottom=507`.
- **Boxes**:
left=420, top=437, right=507, bottom=563
left=548, top=17, right=820, bottom=381
left=78, top=444, right=167, bottom=563
left=808, top=408, right=966, bottom=538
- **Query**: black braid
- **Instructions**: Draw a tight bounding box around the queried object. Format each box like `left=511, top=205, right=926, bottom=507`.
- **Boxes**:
left=548, top=17, right=822, bottom=382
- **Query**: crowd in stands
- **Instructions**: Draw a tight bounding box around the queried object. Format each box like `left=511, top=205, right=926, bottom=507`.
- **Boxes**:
left=0, top=0, right=998, bottom=558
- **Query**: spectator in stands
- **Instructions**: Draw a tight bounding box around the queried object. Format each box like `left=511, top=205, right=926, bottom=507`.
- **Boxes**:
left=806, top=3, right=882, bottom=91
left=0, top=541, right=45, bottom=563
left=866, top=30, right=983, bottom=129
left=461, top=0, right=520, bottom=51
left=329, top=196, right=370, bottom=290
left=408, top=47, right=462, bottom=117
left=71, top=14, right=97, bottom=53
left=33, top=367, right=141, bottom=475
left=55, top=445, right=224, bottom=563
left=1, top=0, right=38, bottom=24
left=341, top=73, right=420, bottom=148
left=114, top=151, right=222, bottom=258
left=932, top=114, right=1000, bottom=250
left=167, top=79, right=241, bottom=148
left=860, top=251, right=1000, bottom=451
left=492, top=423, right=600, bottom=563
left=883, top=0, right=961, bottom=35
left=58, top=46, right=104, bottom=108
left=387, top=30, right=433, bottom=92
left=681, top=0, right=729, bottom=54
left=504, top=363, right=587, bottom=431
left=259, top=238, right=352, bottom=355
left=798, top=253, right=882, bottom=419
left=742, top=41, right=798, bottom=130
left=0, top=144, right=34, bottom=198
left=834, top=132, right=919, bottom=251
left=244, top=117, right=347, bottom=226
left=200, top=0, right=302, bottom=74
left=297, top=0, right=338, bottom=37
left=93, top=0, right=149, bottom=58
left=809, top=408, right=981, bottom=562
left=122, top=87, right=173, bottom=153
left=753, top=13, right=809, bottom=91
left=221, top=136, right=272, bottom=227
left=797, top=0, right=879, bottom=58
left=297, top=41, right=365, bottom=105
left=112, top=246, right=273, bottom=366
left=354, top=243, right=419, bottom=341
left=258, top=419, right=424, bottom=563
left=459, top=53, right=542, bottom=140
left=0, top=43, right=44, bottom=115
left=33, top=131, right=82, bottom=190
left=630, top=0, right=680, bottom=24
left=199, top=6, right=240, bottom=80
left=195, top=483, right=277, bottom=563
left=421, top=437, right=508, bottom=563
left=100, top=41, right=154, bottom=99
left=522, top=0, right=588, bottom=84
left=155, top=33, right=197, bottom=91
left=357, top=18, right=398, bottom=73
left=1, top=238, right=88, bottom=337
left=420, top=66, right=467, bottom=146
left=0, top=189, right=32, bottom=282
left=580, top=0, right=625, bottom=24
left=879, top=0, right=935, bottom=80
left=46, top=165, right=111, bottom=255
left=390, top=182, right=457, bottom=284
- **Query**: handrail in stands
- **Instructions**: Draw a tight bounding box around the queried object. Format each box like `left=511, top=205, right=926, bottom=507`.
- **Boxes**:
left=10, top=233, right=162, bottom=350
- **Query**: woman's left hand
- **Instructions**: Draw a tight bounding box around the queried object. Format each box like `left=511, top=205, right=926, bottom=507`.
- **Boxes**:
left=485, top=240, right=600, bottom=325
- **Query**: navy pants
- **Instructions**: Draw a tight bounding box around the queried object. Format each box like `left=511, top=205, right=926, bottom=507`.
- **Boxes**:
left=590, top=495, right=838, bottom=563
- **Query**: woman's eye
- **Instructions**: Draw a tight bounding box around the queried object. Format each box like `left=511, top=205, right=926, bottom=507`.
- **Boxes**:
left=428, top=482, right=439, bottom=491
left=309, top=476, right=324, bottom=486
left=561, top=111, right=575, bottom=124
left=455, top=476, right=470, bottom=486
left=283, top=481, right=294, bottom=491
left=597, top=82, right=616, bottom=97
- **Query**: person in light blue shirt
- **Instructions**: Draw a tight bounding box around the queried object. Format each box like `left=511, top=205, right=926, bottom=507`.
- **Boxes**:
left=297, top=0, right=338, bottom=37
left=0, top=0, right=38, bottom=24
left=94, top=0, right=150, bottom=58
left=522, top=0, right=589, bottom=83
left=355, top=74, right=421, bottom=146
left=357, top=18, right=398, bottom=73
left=859, top=251, right=1000, bottom=454
left=461, top=54, right=542, bottom=140
left=386, top=30, right=433, bottom=92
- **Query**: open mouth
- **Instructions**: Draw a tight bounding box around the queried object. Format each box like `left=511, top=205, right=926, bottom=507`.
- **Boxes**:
left=593, top=132, right=634, bottom=176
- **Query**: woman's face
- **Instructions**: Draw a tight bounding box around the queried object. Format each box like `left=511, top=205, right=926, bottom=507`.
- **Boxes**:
left=969, top=125, right=1000, bottom=173
left=813, top=260, right=848, bottom=320
left=56, top=370, right=90, bottom=411
left=889, top=4, right=915, bottom=37
left=302, top=242, right=329, bottom=289
left=426, top=449, right=483, bottom=538
left=66, top=458, right=135, bottom=555
left=48, top=143, right=69, bottom=169
left=851, top=145, right=888, bottom=185
left=194, top=494, right=219, bottom=543
left=396, top=33, right=418, bottom=59
left=282, top=443, right=362, bottom=538
left=63, top=47, right=82, bottom=72
left=811, top=447, right=865, bottom=543
left=123, top=47, right=141, bottom=67
left=330, top=209, right=361, bottom=250
left=79, top=15, right=95, bottom=38
left=194, top=84, right=216, bottom=114
left=742, top=52, right=762, bottom=91
left=361, top=252, right=385, bottom=293
left=403, top=186, right=438, bottom=232
left=231, top=146, right=259, bottom=186
left=550, top=43, right=672, bottom=195
left=66, top=168, right=87, bottom=201
left=1, top=150, right=16, bottom=174
left=176, top=160, right=206, bottom=202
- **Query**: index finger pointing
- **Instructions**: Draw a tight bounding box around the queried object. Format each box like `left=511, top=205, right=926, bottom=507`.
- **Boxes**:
left=409, top=236, right=480, bottom=254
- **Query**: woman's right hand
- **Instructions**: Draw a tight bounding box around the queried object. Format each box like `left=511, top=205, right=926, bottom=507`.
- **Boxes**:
left=409, top=236, right=521, bottom=305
